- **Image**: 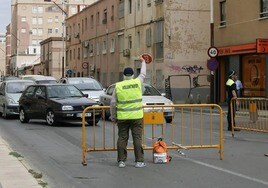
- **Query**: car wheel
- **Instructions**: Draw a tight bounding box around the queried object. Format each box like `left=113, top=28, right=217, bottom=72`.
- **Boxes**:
left=46, top=109, right=56, bottom=126
left=87, top=117, right=100, bottom=126
left=19, top=108, right=29, bottom=123
left=165, top=117, right=172, bottom=123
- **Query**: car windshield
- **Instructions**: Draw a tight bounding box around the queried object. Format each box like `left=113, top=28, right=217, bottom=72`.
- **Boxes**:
left=142, top=85, right=161, bottom=96
left=7, top=82, right=33, bottom=93
left=47, top=85, right=84, bottom=98
left=68, top=78, right=103, bottom=90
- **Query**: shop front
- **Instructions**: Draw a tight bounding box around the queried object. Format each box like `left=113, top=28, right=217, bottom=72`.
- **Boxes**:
left=216, top=39, right=268, bottom=103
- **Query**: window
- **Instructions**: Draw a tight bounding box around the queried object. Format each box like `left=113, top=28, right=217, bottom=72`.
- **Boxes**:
left=146, top=28, right=151, bottom=47
left=32, top=6, right=37, bottom=13
left=21, top=28, right=26, bottom=33
left=48, top=29, right=53, bottom=33
left=103, top=9, right=107, bottom=24
left=85, top=17, right=88, bottom=30
left=38, top=17, right=43, bottom=25
left=78, top=48, right=80, bottom=59
left=110, top=38, right=115, bottom=53
left=220, top=1, right=226, bottom=26
left=260, top=0, right=268, bottom=18
left=71, top=7, right=77, bottom=15
left=128, top=35, right=132, bottom=49
left=96, top=42, right=100, bottom=55
left=102, top=40, right=107, bottom=54
left=55, top=28, right=59, bottom=34
left=32, top=17, right=37, bottom=24
left=128, top=0, right=132, bottom=14
left=154, top=21, right=163, bottom=59
left=21, top=17, right=26, bottom=22
left=155, top=0, right=163, bottom=4
left=55, top=16, right=59, bottom=22
left=118, top=35, right=124, bottom=52
left=32, top=40, right=37, bottom=45
left=147, top=0, right=152, bottom=7
left=82, top=19, right=84, bottom=33
left=90, top=15, right=94, bottom=28
left=83, top=45, right=88, bottom=58
left=38, top=6, right=43, bottom=13
left=119, top=1, right=124, bottom=18
left=137, top=31, right=140, bottom=48
left=111, top=5, right=114, bottom=20
left=32, top=28, right=37, bottom=35
left=137, top=0, right=140, bottom=11
left=97, top=12, right=100, bottom=25
left=48, top=17, right=53, bottom=23
left=38, top=29, right=43, bottom=36
left=90, top=43, right=94, bottom=56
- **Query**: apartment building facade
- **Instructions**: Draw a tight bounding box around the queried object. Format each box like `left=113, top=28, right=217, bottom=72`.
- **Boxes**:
left=214, top=0, right=268, bottom=103
left=10, top=0, right=97, bottom=76
left=66, top=0, right=211, bottom=102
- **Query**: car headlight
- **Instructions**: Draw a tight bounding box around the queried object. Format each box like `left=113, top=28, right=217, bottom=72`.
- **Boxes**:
left=7, top=97, right=16, bottom=104
left=62, top=105, right=74, bottom=110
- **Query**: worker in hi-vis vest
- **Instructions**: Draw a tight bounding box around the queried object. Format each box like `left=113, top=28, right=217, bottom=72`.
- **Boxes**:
left=226, top=70, right=240, bottom=131
left=110, top=55, right=146, bottom=168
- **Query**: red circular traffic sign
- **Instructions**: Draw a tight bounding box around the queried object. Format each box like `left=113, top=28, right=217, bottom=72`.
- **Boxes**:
left=207, top=47, right=218, bottom=58
left=141, top=53, right=153, bottom=64
left=82, top=62, right=88, bottom=69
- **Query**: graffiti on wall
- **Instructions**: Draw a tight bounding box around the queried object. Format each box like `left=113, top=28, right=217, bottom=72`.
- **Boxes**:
left=167, top=64, right=204, bottom=74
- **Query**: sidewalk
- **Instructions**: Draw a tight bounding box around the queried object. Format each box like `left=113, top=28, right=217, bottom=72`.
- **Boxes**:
left=0, top=137, right=43, bottom=188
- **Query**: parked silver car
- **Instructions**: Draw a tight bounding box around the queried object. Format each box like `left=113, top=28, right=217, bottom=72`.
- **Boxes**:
left=59, top=77, right=104, bottom=103
left=0, top=80, right=35, bottom=118
left=99, top=83, right=174, bottom=123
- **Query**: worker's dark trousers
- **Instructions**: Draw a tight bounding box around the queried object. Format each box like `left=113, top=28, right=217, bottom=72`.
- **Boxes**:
left=117, top=118, right=144, bottom=162
left=227, top=101, right=236, bottom=130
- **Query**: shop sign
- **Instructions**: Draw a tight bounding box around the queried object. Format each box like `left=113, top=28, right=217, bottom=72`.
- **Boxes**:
left=256, top=39, right=268, bottom=53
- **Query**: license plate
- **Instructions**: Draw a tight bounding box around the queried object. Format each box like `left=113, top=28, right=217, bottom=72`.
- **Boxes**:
left=77, top=113, right=91, bottom=117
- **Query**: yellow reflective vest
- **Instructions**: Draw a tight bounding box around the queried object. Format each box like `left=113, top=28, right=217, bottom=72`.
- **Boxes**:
left=115, top=78, right=143, bottom=120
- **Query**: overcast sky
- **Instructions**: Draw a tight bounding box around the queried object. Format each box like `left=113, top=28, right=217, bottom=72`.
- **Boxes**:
left=0, top=1, right=11, bottom=34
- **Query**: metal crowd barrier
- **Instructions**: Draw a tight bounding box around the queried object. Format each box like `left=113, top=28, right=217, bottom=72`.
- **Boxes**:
left=81, top=104, right=224, bottom=166
left=231, top=98, right=268, bottom=136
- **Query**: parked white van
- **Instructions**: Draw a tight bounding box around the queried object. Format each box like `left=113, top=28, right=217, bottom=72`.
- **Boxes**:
left=0, top=80, right=35, bottom=118
left=20, top=75, right=57, bottom=84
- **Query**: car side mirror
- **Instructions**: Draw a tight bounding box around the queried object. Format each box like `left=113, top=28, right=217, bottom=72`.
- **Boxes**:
left=84, top=94, right=89, bottom=98
left=161, top=93, right=166, bottom=97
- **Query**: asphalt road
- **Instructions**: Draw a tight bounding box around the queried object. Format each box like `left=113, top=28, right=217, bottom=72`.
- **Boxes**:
left=0, top=114, right=267, bottom=188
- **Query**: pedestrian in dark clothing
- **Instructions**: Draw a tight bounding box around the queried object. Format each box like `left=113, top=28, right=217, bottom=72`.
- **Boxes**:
left=110, top=55, right=146, bottom=168
left=226, top=70, right=240, bottom=131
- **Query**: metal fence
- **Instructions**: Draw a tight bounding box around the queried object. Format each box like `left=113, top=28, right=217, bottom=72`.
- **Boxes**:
left=231, top=98, right=268, bottom=136
left=81, top=104, right=224, bottom=166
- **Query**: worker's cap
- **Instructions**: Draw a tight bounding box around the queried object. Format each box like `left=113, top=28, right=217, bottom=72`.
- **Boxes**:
left=123, top=67, right=134, bottom=76
left=228, top=70, right=237, bottom=77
